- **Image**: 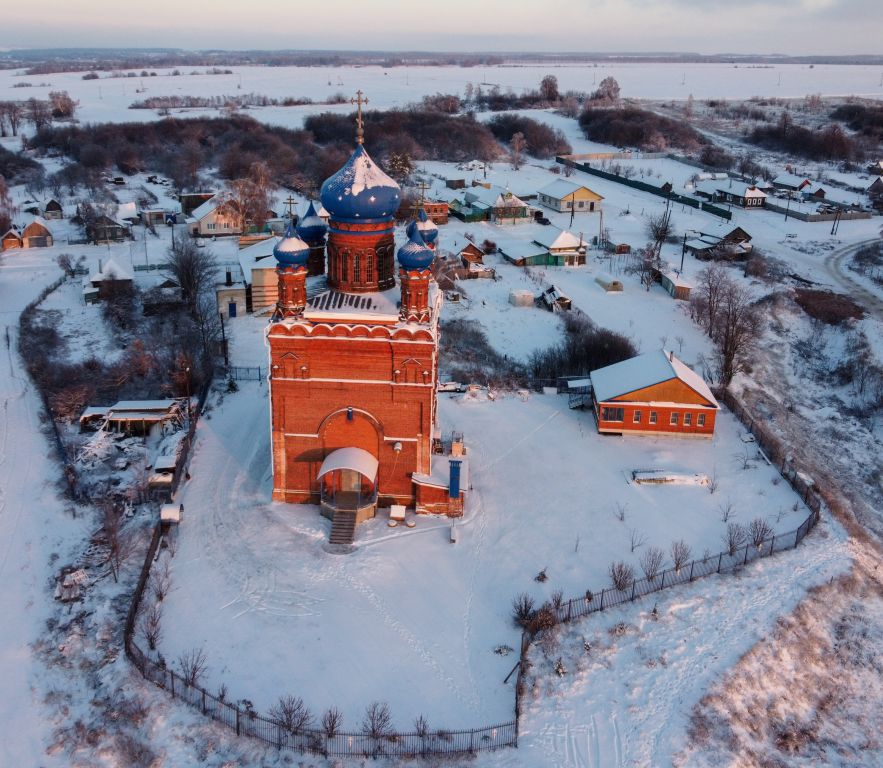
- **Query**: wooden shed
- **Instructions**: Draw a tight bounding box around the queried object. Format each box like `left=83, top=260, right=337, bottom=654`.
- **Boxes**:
left=1, top=228, right=23, bottom=251
left=22, top=218, right=53, bottom=248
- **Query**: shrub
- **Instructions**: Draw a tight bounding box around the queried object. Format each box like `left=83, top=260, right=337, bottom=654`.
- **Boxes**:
left=578, top=106, right=708, bottom=152
left=793, top=288, right=864, bottom=325
left=609, top=561, right=635, bottom=591
left=487, top=114, right=571, bottom=159
left=512, top=593, right=535, bottom=626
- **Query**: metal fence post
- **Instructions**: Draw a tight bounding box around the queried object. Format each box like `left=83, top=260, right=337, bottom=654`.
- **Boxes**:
left=743, top=544, right=749, bottom=566
left=170, top=671, right=175, bottom=698
left=599, top=589, right=604, bottom=610
left=660, top=570, right=666, bottom=589
left=688, top=560, right=695, bottom=581
left=717, top=552, right=723, bottom=573
left=236, top=706, right=240, bottom=736
left=630, top=581, right=636, bottom=601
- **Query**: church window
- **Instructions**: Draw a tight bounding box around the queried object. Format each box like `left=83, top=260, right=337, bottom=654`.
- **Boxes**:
left=353, top=254, right=361, bottom=282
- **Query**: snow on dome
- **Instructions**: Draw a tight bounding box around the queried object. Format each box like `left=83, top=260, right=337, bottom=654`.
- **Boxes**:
left=397, top=227, right=434, bottom=271
left=405, top=208, right=439, bottom=244
left=295, top=201, right=327, bottom=243
left=320, top=144, right=400, bottom=222
left=272, top=223, right=310, bottom=266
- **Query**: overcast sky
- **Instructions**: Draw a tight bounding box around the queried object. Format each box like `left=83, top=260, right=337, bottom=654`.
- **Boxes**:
left=4, top=0, right=878, bottom=56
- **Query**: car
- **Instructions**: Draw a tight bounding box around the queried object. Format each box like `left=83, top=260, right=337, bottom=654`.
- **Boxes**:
left=537, top=216, right=551, bottom=225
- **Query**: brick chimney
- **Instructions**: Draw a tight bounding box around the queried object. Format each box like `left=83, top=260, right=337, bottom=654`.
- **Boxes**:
left=276, top=264, right=308, bottom=318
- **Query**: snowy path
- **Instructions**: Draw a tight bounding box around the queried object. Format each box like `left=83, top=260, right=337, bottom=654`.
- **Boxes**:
left=0, top=258, right=85, bottom=765
left=823, top=238, right=883, bottom=321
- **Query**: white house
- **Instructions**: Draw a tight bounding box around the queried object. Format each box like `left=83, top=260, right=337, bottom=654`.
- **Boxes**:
left=187, top=196, right=241, bottom=237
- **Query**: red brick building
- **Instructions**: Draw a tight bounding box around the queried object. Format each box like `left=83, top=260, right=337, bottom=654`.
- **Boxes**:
left=591, top=350, right=719, bottom=437
left=267, top=121, right=465, bottom=538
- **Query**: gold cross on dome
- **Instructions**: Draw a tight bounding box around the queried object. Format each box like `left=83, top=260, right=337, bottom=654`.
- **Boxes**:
left=351, top=89, right=369, bottom=145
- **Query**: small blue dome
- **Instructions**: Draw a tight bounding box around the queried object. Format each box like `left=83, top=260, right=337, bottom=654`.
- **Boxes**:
left=273, top=224, right=310, bottom=266
left=296, top=201, right=327, bottom=243
left=397, top=227, right=434, bottom=271
left=320, top=145, right=401, bottom=223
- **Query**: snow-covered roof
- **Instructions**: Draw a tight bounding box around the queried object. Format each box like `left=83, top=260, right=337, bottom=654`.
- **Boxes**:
left=305, top=287, right=401, bottom=322
left=538, top=179, right=602, bottom=200
left=117, top=202, right=138, bottom=220
left=90, top=257, right=133, bottom=282
left=23, top=216, right=52, bottom=234
left=319, top=144, right=400, bottom=222
left=190, top=196, right=220, bottom=221
left=499, top=241, right=547, bottom=260
left=316, top=447, right=378, bottom=481
left=111, top=399, right=177, bottom=411
left=412, top=455, right=470, bottom=490
left=153, top=454, right=177, bottom=471
left=237, top=236, right=279, bottom=283
left=773, top=173, right=811, bottom=189
left=533, top=228, right=585, bottom=251
left=591, top=350, right=718, bottom=407
left=465, top=185, right=528, bottom=209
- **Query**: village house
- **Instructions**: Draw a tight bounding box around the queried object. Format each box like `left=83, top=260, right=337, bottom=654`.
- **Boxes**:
left=450, top=185, right=531, bottom=224
left=41, top=198, right=64, bottom=220
left=1, top=227, right=23, bottom=251
left=656, top=265, right=692, bottom=300
left=866, top=160, right=883, bottom=176
left=720, top=182, right=767, bottom=208
left=177, top=191, right=216, bottom=216
left=21, top=217, right=54, bottom=248
left=88, top=214, right=130, bottom=244
left=537, top=179, right=604, bottom=213
left=83, top=258, right=134, bottom=303
left=866, top=177, right=883, bottom=210
left=772, top=173, right=812, bottom=195
left=79, top=398, right=185, bottom=437
left=457, top=239, right=485, bottom=266
left=532, top=227, right=587, bottom=266
left=187, top=196, right=242, bottom=237
left=499, top=240, right=550, bottom=267
left=590, top=349, right=719, bottom=437
left=684, top=227, right=752, bottom=260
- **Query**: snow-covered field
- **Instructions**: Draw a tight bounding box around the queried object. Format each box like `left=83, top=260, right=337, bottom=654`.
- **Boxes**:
left=2, top=62, right=882, bottom=133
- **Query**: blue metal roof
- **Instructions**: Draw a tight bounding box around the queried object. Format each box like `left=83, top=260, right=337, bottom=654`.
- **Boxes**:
left=319, top=145, right=400, bottom=223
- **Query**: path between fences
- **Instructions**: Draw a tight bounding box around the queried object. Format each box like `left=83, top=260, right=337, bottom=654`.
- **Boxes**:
left=122, top=377, right=826, bottom=758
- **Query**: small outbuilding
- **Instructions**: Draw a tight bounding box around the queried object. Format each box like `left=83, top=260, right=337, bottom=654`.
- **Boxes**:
left=509, top=289, right=535, bottom=307
left=590, top=349, right=719, bottom=437
left=42, top=199, right=64, bottom=220
left=1, top=227, right=23, bottom=251
left=22, top=217, right=54, bottom=248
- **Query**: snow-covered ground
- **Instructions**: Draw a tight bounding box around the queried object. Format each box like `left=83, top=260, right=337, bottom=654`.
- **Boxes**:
left=0, top=251, right=90, bottom=765
left=156, top=359, right=811, bottom=734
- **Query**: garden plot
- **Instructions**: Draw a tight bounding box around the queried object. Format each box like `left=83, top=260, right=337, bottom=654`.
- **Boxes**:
left=157, top=377, right=810, bottom=735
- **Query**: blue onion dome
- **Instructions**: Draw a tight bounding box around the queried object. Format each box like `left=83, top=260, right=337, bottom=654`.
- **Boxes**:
left=415, top=207, right=438, bottom=244
left=319, top=144, right=400, bottom=222
left=272, top=224, right=310, bottom=266
left=397, top=227, right=434, bottom=271
left=295, top=201, right=327, bottom=243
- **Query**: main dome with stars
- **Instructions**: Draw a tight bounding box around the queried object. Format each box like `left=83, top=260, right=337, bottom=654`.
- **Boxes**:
left=319, top=145, right=400, bottom=223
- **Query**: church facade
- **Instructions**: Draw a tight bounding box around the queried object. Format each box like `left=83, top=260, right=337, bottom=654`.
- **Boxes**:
left=266, top=102, right=464, bottom=534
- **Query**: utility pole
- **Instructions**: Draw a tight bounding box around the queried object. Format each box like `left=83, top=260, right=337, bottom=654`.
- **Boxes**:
left=219, top=312, right=228, bottom=367
left=680, top=232, right=687, bottom=274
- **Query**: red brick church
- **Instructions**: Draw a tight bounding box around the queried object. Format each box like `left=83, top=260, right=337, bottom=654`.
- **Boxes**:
left=266, top=96, right=465, bottom=539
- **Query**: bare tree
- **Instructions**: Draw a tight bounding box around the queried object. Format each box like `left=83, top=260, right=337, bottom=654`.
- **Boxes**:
left=139, top=603, right=162, bottom=651
left=510, top=131, right=526, bottom=170
left=512, top=592, right=535, bottom=627
left=719, top=498, right=735, bottom=522
left=712, top=279, right=761, bottom=387
left=591, top=76, right=621, bottom=103
left=629, top=527, right=647, bottom=552
left=25, top=97, right=52, bottom=130
left=639, top=547, right=665, bottom=581
left=671, top=539, right=691, bottom=573
left=748, top=517, right=773, bottom=548
left=692, top=264, right=729, bottom=336
left=646, top=210, right=672, bottom=257
left=540, top=74, right=560, bottom=103
left=722, top=522, right=747, bottom=556
left=150, top=559, right=172, bottom=603
left=609, top=561, right=635, bottom=591
left=216, top=161, right=276, bottom=232
left=177, top=647, right=208, bottom=687
left=99, top=498, right=134, bottom=583
left=269, top=695, right=314, bottom=734
left=0, top=176, right=17, bottom=234
left=164, top=237, right=217, bottom=308
left=362, top=701, right=393, bottom=755
left=321, top=706, right=343, bottom=740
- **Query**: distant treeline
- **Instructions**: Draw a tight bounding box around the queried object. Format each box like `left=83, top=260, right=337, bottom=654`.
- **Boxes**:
left=129, top=92, right=349, bottom=110
left=748, top=112, right=864, bottom=162
left=25, top=107, right=530, bottom=194
left=486, top=114, right=571, bottom=158
left=829, top=103, right=883, bottom=144
left=578, top=106, right=709, bottom=152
